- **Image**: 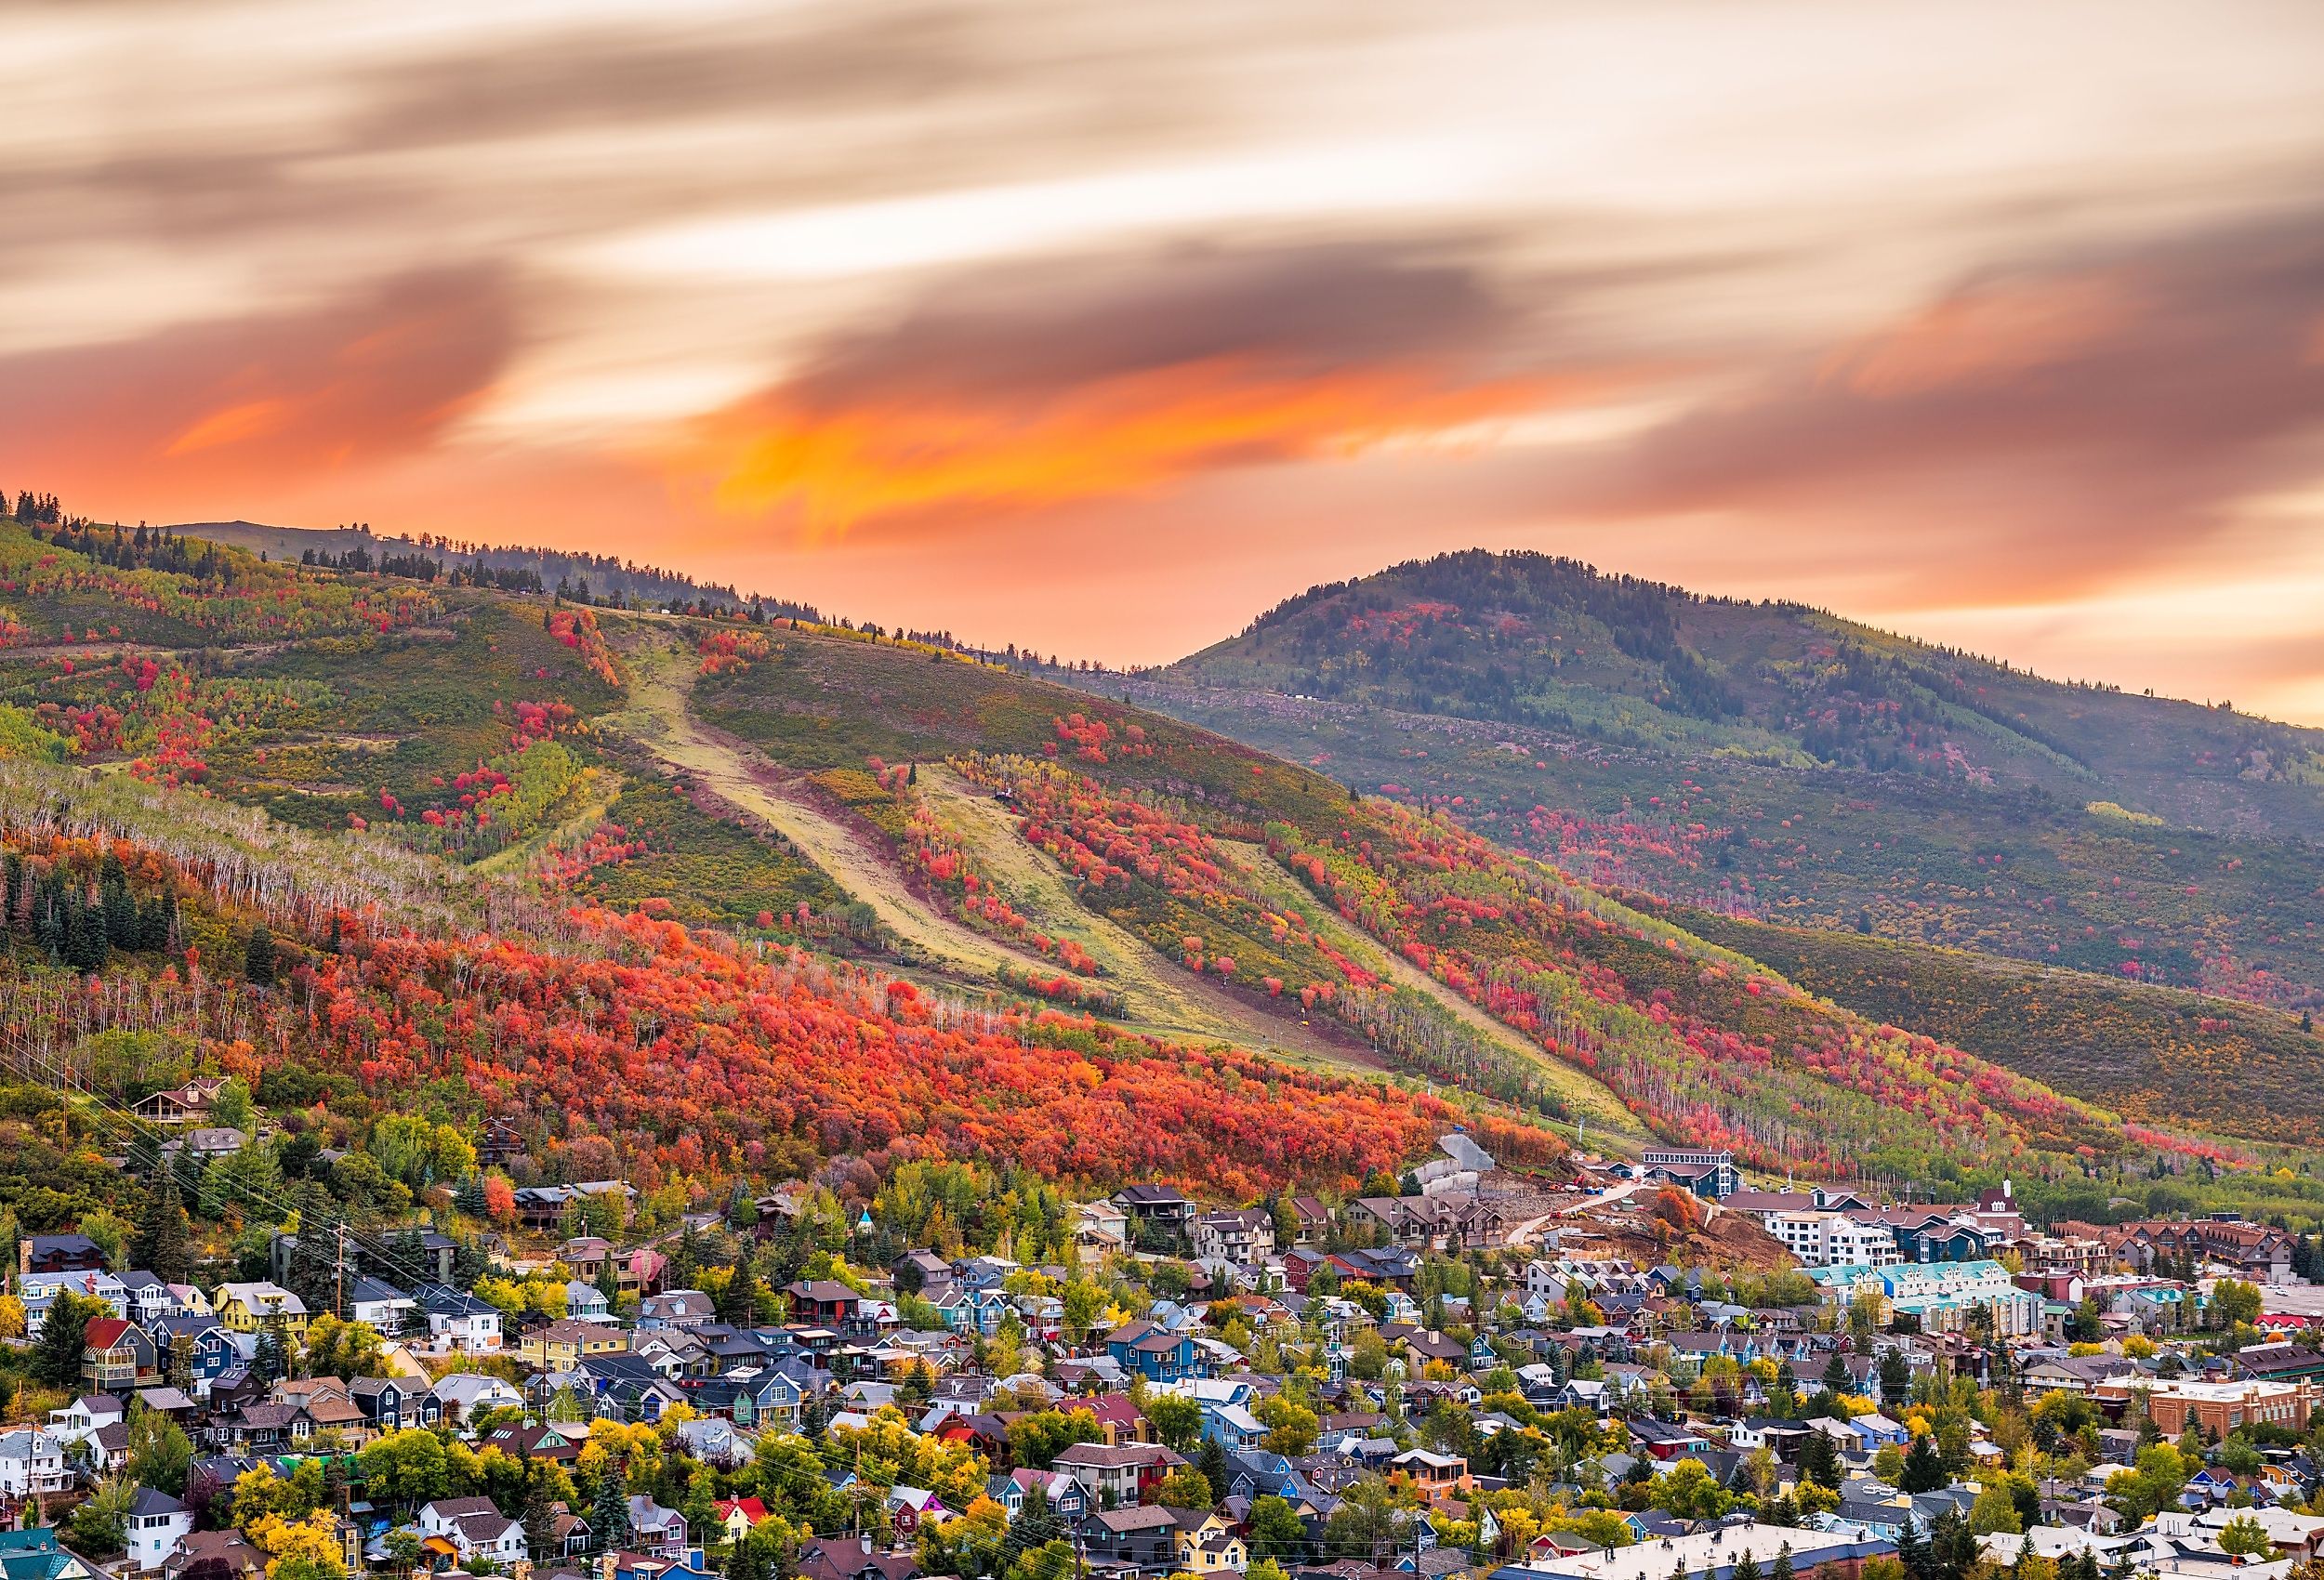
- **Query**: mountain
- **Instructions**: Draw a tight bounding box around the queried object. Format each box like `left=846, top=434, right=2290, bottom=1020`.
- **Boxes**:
left=1137, top=550, right=2324, bottom=1014
left=2, top=513, right=2317, bottom=1234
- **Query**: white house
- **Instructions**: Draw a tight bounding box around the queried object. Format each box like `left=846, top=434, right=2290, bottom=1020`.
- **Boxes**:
left=418, top=1497, right=529, bottom=1567
left=20, top=1271, right=129, bottom=1336
left=417, top=1285, right=503, bottom=1353
left=431, top=1373, right=524, bottom=1424
left=0, top=1428, right=71, bottom=1497
left=348, top=1277, right=416, bottom=1336
left=125, top=1487, right=193, bottom=1572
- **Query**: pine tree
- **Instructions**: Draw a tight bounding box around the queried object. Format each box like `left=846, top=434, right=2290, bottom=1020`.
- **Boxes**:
left=133, top=1173, right=195, bottom=1284
left=1770, top=1545, right=1795, bottom=1580
left=719, top=1260, right=761, bottom=1325
left=1900, top=1430, right=1947, bottom=1493
left=244, top=925, right=276, bottom=985
left=523, top=1465, right=560, bottom=1561
left=1731, top=1553, right=1761, bottom=1580
left=592, top=1460, right=631, bottom=1553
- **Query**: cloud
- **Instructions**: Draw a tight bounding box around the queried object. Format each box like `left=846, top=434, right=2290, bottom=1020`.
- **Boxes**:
left=665, top=240, right=1617, bottom=532
left=1559, top=203, right=2324, bottom=604
left=0, top=266, right=518, bottom=495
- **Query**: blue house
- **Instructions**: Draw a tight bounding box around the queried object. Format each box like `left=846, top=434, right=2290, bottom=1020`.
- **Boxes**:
left=1200, top=1402, right=1265, bottom=1452
left=144, top=1316, right=238, bottom=1398
left=1105, top=1321, right=1202, bottom=1382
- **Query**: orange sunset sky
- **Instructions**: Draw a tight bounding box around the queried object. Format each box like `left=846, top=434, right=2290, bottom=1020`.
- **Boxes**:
left=5, top=1, right=2324, bottom=718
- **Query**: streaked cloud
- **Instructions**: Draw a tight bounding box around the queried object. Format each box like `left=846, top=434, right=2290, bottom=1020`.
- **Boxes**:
left=0, top=0, right=2320, bottom=718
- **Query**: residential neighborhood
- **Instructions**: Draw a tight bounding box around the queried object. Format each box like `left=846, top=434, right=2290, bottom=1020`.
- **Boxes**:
left=6, top=1133, right=2324, bottom=1580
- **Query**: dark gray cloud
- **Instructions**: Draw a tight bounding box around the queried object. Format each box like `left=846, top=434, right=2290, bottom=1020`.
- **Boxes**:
left=785, top=236, right=1540, bottom=408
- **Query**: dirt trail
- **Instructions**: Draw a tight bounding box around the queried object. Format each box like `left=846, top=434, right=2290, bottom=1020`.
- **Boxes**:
left=1224, top=840, right=1655, bottom=1152
left=918, top=766, right=1357, bottom=1061
left=609, top=634, right=1043, bottom=978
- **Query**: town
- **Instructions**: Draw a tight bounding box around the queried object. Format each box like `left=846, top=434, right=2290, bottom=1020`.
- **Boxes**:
left=7, top=1130, right=2323, bottom=1580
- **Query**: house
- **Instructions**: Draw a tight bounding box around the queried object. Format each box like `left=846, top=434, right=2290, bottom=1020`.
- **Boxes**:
left=786, top=1281, right=862, bottom=1327
left=1, top=1527, right=100, bottom=1580
left=20, top=1270, right=129, bottom=1336
left=346, top=1277, right=415, bottom=1336
left=83, top=1318, right=160, bottom=1391
left=1114, top=1185, right=1200, bottom=1240
left=566, top=1280, right=613, bottom=1323
left=431, top=1372, right=525, bottom=1425
left=178, top=1129, right=246, bottom=1162
left=885, top=1487, right=947, bottom=1540
left=627, top=1495, right=689, bottom=1560
left=1285, top=1198, right=1334, bottom=1246
left=0, top=1429, right=71, bottom=1497
left=418, top=1497, right=528, bottom=1568
left=1389, top=1450, right=1471, bottom=1506
left=512, top=1180, right=636, bottom=1232
left=673, top=1415, right=750, bottom=1468
left=416, top=1284, right=503, bottom=1352
left=893, top=1251, right=954, bottom=1291
left=20, top=1233, right=107, bottom=1275
left=1107, top=1321, right=1204, bottom=1383
left=146, top=1318, right=237, bottom=1399
left=713, top=1499, right=772, bottom=1547
left=1054, top=1442, right=1186, bottom=1508
left=348, top=1376, right=438, bottom=1432
left=1082, top=1506, right=1181, bottom=1574
left=125, top=1488, right=194, bottom=1573
left=1075, top=1201, right=1131, bottom=1252
left=118, top=1272, right=192, bottom=1328
left=1193, top=1210, right=1276, bottom=1266
left=130, top=1078, right=225, bottom=1127
left=639, top=1290, right=716, bottom=1331
left=998, top=1469, right=1089, bottom=1521
left=522, top=1319, right=630, bottom=1370
left=210, top=1284, right=308, bottom=1339
left=160, top=1529, right=265, bottom=1580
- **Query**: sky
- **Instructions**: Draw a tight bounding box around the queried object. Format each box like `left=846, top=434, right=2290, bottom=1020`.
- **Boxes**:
left=5, top=1, right=2324, bottom=720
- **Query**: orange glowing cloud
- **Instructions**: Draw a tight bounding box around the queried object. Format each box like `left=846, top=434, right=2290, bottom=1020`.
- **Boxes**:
left=165, top=398, right=293, bottom=456
left=1820, top=274, right=2141, bottom=398
left=677, top=355, right=1557, bottom=533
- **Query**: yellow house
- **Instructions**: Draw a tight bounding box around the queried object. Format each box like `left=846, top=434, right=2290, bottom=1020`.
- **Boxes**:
left=1188, top=1534, right=1248, bottom=1574
left=519, top=1318, right=629, bottom=1370
left=1173, top=1509, right=1242, bottom=1571
left=212, top=1282, right=310, bottom=1338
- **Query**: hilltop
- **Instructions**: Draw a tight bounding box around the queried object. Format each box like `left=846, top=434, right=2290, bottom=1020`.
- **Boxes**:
left=1136, top=551, right=2324, bottom=1019
left=171, top=519, right=803, bottom=616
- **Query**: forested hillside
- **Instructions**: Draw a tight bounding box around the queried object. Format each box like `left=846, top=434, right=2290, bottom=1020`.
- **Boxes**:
left=1, top=510, right=2315, bottom=1229
left=1143, top=550, right=2324, bottom=1011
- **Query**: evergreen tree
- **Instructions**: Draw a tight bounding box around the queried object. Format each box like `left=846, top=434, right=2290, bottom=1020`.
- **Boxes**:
left=33, top=1290, right=108, bottom=1387
left=1198, top=1434, right=1231, bottom=1505
left=1799, top=1429, right=1841, bottom=1491
left=1731, top=1554, right=1761, bottom=1580
left=1877, top=1348, right=1910, bottom=1403
left=1895, top=1520, right=1932, bottom=1580
left=592, top=1461, right=631, bottom=1553
left=244, top=925, right=276, bottom=985
left=719, top=1260, right=762, bottom=1325
left=1769, top=1546, right=1795, bottom=1580
left=523, top=1465, right=561, bottom=1561
left=132, top=1172, right=195, bottom=1284
left=1900, top=1430, right=1948, bottom=1493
